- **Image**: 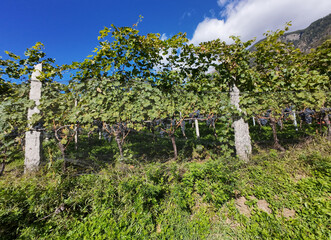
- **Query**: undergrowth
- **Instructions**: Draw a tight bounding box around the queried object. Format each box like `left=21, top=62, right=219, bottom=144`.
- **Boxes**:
left=0, top=137, right=330, bottom=239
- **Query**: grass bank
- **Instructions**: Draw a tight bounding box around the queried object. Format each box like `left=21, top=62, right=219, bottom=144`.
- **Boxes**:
left=0, top=137, right=330, bottom=239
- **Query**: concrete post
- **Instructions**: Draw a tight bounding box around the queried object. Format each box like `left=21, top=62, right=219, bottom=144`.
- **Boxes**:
left=195, top=119, right=200, bottom=139
left=24, top=64, right=42, bottom=172
left=230, top=84, right=252, bottom=161
left=293, top=110, right=298, bottom=131
left=74, top=98, right=78, bottom=149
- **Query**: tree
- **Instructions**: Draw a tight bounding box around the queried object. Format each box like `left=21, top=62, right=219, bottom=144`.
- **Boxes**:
left=240, top=25, right=330, bottom=149
left=68, top=23, right=188, bottom=158
left=304, top=39, right=331, bottom=139
left=0, top=43, right=60, bottom=174
left=190, top=36, right=254, bottom=159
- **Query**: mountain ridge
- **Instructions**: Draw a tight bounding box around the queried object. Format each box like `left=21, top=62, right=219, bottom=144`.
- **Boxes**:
left=251, top=13, right=331, bottom=52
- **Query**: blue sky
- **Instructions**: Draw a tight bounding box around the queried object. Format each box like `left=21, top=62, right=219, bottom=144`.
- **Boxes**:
left=0, top=0, right=219, bottom=65
left=1, top=0, right=330, bottom=66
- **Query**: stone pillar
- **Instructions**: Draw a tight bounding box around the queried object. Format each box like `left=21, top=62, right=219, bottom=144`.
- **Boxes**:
left=24, top=64, right=42, bottom=172
left=230, top=84, right=252, bottom=161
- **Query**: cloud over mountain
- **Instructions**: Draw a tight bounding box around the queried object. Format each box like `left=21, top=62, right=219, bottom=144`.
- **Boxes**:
left=190, top=0, right=331, bottom=44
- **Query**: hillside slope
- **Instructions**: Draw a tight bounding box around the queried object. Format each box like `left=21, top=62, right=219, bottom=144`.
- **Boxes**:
left=282, top=13, right=331, bottom=52
left=251, top=13, right=331, bottom=52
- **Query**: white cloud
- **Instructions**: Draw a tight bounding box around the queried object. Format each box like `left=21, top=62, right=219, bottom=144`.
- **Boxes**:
left=209, top=9, right=216, bottom=18
left=160, top=33, right=168, bottom=41
left=181, top=10, right=194, bottom=20
left=217, top=0, right=229, bottom=7
left=191, top=0, right=331, bottom=44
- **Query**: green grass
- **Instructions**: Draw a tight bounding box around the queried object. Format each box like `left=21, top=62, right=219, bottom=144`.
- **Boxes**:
left=0, top=125, right=330, bottom=239
left=219, top=138, right=331, bottom=239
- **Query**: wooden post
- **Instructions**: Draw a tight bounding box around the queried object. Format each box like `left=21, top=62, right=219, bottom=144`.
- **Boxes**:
left=230, top=84, right=252, bottom=161
left=24, top=64, right=43, bottom=172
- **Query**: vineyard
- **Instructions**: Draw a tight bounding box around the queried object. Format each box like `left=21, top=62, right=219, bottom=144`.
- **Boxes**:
left=0, top=22, right=330, bottom=239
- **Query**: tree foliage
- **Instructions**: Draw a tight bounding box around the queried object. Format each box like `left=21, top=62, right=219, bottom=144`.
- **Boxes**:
left=0, top=22, right=330, bottom=166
